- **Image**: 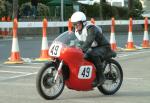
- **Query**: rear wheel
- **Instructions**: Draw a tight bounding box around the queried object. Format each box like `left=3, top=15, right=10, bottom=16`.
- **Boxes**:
left=36, top=62, right=64, bottom=100
left=97, top=59, right=123, bottom=95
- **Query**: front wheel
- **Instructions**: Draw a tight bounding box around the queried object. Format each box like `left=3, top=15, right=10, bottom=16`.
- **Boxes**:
left=36, top=62, right=64, bottom=100
left=98, top=59, right=123, bottom=95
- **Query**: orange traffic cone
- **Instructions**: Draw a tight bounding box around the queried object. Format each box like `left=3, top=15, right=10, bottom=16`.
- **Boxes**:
left=7, top=16, right=11, bottom=22
left=91, top=18, right=95, bottom=25
left=124, top=18, right=137, bottom=51
left=5, top=16, right=11, bottom=36
left=1, top=16, right=6, bottom=21
left=110, top=17, right=118, bottom=51
left=142, top=17, right=150, bottom=48
left=35, top=18, right=51, bottom=61
left=110, top=26, right=118, bottom=51
left=1, top=17, right=6, bottom=37
left=1, top=28, right=5, bottom=37
left=68, top=18, right=72, bottom=33
left=5, top=18, right=23, bottom=64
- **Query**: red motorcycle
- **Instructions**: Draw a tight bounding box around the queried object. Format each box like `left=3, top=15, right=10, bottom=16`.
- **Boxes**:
left=36, top=31, right=123, bottom=100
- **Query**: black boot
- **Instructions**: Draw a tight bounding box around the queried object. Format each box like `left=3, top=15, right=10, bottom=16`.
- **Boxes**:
left=96, top=65, right=105, bottom=86
left=92, top=66, right=105, bottom=87
left=92, top=60, right=105, bottom=87
left=90, top=56, right=105, bottom=87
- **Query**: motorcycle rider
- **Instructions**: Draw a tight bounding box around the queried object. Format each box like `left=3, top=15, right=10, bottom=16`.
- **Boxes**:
left=70, top=11, right=115, bottom=86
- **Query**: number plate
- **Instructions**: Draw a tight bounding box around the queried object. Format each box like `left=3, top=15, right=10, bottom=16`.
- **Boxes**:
left=49, top=43, right=62, bottom=57
left=78, top=66, right=92, bottom=79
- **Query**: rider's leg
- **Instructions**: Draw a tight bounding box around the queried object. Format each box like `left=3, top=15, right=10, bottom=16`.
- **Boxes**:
left=92, top=56, right=105, bottom=86
left=85, top=48, right=105, bottom=86
left=95, top=57, right=105, bottom=85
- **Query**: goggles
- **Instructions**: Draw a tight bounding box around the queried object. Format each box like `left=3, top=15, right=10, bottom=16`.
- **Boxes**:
left=72, top=21, right=82, bottom=27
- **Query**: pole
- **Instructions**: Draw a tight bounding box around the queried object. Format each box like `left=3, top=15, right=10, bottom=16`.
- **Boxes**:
left=61, top=0, right=64, bottom=21
left=128, top=0, right=133, bottom=10
left=61, top=0, right=64, bottom=32
left=100, top=0, right=106, bottom=20
left=12, top=0, right=18, bottom=19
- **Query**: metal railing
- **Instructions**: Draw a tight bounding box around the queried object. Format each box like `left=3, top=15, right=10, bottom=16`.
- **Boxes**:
left=0, top=20, right=147, bottom=28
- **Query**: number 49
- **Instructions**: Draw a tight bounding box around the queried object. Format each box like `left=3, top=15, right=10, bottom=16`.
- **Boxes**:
left=78, top=66, right=92, bottom=79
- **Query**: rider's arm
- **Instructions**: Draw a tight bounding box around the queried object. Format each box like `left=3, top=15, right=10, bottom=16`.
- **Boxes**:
left=81, top=25, right=97, bottom=52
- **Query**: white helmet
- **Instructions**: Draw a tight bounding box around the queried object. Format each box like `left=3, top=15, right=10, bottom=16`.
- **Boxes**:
left=71, top=11, right=86, bottom=23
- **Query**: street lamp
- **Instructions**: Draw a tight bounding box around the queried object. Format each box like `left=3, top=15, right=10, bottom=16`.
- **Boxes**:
left=61, top=0, right=64, bottom=21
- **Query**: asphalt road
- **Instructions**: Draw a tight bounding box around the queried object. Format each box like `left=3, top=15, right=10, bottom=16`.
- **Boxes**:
left=0, top=33, right=150, bottom=103
left=0, top=49, right=150, bottom=103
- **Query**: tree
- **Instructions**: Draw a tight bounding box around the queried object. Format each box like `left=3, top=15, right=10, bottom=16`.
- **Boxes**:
left=39, top=0, right=51, bottom=5
left=99, top=0, right=107, bottom=20
left=19, top=2, right=50, bottom=18
left=128, top=0, right=143, bottom=19
left=18, top=0, right=30, bottom=6
left=31, top=0, right=38, bottom=6
left=0, top=0, right=12, bottom=18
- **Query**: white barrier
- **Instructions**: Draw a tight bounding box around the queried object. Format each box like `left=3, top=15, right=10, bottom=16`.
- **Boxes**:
left=0, top=20, right=147, bottom=28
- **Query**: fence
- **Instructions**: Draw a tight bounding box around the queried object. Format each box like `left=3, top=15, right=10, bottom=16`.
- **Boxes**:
left=1, top=17, right=150, bottom=64
left=0, top=20, right=146, bottom=28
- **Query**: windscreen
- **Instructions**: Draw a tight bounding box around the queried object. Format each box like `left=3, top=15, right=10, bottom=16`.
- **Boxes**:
left=54, top=31, right=80, bottom=47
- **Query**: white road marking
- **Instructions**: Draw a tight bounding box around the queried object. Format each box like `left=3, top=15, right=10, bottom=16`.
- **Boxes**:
left=27, top=62, right=44, bottom=64
left=117, top=50, right=150, bottom=58
left=0, top=82, right=35, bottom=86
left=8, top=72, right=37, bottom=79
left=1, top=65, right=40, bottom=69
left=0, top=70, right=29, bottom=74
left=0, top=72, right=37, bottom=81
left=125, top=77, right=144, bottom=80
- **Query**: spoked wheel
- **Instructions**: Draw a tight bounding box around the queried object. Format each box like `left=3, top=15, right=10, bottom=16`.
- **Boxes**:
left=98, top=59, right=123, bottom=95
left=36, top=62, right=64, bottom=100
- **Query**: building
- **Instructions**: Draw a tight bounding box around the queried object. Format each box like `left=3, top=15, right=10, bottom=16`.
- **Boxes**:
left=77, top=0, right=100, bottom=5
left=77, top=0, right=129, bottom=7
left=140, top=0, right=150, bottom=12
left=106, top=0, right=125, bottom=7
left=140, top=0, right=150, bottom=17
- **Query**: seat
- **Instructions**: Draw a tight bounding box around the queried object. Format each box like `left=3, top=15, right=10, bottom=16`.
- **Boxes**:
left=102, top=51, right=117, bottom=60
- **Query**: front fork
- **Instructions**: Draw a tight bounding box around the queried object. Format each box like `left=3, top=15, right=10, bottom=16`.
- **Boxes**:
left=54, top=60, right=63, bottom=82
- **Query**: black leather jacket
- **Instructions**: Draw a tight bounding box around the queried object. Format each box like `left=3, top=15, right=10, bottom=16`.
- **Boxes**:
left=80, top=25, right=110, bottom=53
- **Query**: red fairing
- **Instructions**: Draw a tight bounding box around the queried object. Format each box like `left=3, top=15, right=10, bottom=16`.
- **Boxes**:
left=60, top=47, right=96, bottom=91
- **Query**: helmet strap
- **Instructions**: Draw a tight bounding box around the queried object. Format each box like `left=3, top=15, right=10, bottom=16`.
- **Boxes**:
left=83, top=21, right=87, bottom=26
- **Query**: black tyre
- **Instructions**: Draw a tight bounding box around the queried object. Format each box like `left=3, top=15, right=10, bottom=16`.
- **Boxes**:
left=36, top=62, right=64, bottom=100
left=98, top=59, right=123, bottom=95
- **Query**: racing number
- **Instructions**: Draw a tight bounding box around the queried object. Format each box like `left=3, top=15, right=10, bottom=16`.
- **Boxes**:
left=81, top=67, right=90, bottom=77
left=78, top=66, right=92, bottom=79
left=49, top=43, right=62, bottom=57
left=51, top=45, right=59, bottom=55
